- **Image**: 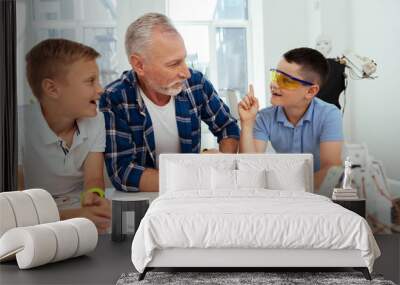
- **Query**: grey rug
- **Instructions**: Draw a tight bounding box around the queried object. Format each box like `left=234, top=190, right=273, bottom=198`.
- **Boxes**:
left=116, top=271, right=396, bottom=285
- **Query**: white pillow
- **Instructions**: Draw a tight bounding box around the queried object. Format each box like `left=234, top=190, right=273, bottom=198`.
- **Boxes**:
left=211, top=169, right=268, bottom=190
left=266, top=163, right=306, bottom=191
left=237, top=159, right=307, bottom=191
left=236, top=169, right=268, bottom=189
left=211, top=168, right=237, bottom=190
left=167, top=162, right=211, bottom=191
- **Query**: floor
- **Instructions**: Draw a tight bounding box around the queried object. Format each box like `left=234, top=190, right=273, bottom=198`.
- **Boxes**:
left=1, top=234, right=398, bottom=284
left=374, top=234, right=400, bottom=284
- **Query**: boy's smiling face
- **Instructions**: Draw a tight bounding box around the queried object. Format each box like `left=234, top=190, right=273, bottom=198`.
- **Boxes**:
left=55, top=59, right=103, bottom=119
left=270, top=58, right=319, bottom=108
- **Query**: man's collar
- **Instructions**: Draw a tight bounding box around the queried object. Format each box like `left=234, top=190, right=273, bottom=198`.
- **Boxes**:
left=122, top=70, right=145, bottom=112
left=122, top=69, right=137, bottom=85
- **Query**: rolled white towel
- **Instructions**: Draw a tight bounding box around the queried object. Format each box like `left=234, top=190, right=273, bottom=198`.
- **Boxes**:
left=42, top=221, right=79, bottom=263
left=0, top=225, right=57, bottom=268
left=0, top=218, right=98, bottom=269
left=0, top=189, right=60, bottom=238
left=24, top=189, right=60, bottom=224
left=0, top=191, right=39, bottom=228
left=65, top=218, right=98, bottom=257
left=0, top=196, right=17, bottom=237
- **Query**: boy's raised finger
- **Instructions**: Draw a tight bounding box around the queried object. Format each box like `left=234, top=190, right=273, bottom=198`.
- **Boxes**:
left=249, top=84, right=257, bottom=101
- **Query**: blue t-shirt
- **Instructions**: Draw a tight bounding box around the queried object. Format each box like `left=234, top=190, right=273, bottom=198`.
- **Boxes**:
left=253, top=97, right=343, bottom=172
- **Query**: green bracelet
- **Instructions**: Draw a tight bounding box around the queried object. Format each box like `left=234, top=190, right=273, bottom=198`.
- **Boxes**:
left=81, top=187, right=105, bottom=203
left=87, top=187, right=105, bottom=198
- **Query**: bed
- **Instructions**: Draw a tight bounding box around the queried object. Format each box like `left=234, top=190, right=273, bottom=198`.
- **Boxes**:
left=131, top=154, right=380, bottom=280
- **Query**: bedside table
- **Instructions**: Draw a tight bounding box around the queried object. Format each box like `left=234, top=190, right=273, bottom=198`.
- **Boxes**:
left=332, top=198, right=366, bottom=218
left=106, top=188, right=159, bottom=242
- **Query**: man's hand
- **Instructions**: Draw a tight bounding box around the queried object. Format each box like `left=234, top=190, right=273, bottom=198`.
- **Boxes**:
left=238, top=84, right=259, bottom=125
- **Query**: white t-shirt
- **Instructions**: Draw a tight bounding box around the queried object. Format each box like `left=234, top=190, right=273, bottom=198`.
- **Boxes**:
left=140, top=89, right=180, bottom=168
left=18, top=103, right=106, bottom=200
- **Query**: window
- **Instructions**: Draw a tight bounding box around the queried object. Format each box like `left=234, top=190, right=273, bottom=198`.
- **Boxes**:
left=20, top=0, right=119, bottom=105
left=167, top=0, right=249, bottom=97
left=168, top=0, right=254, bottom=149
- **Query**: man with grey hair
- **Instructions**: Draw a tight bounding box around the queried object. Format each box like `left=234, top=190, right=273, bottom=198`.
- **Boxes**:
left=100, top=13, right=240, bottom=192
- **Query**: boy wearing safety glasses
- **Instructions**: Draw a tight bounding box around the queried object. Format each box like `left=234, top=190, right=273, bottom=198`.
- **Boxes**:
left=239, top=47, right=343, bottom=190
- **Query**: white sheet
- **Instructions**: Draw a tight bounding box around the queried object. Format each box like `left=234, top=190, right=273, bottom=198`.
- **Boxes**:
left=131, top=190, right=380, bottom=273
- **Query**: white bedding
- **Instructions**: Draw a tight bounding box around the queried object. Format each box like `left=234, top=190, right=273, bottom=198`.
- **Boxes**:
left=131, top=190, right=380, bottom=273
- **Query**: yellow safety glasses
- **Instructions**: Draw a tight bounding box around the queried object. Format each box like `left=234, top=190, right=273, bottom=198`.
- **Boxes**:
left=270, top=68, right=314, bottom=90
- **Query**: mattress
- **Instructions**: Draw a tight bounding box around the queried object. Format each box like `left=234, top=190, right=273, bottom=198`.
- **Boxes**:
left=131, top=190, right=380, bottom=273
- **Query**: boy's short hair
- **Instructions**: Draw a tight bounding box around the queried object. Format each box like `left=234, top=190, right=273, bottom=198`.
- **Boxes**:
left=283, top=47, right=329, bottom=87
left=26, top=38, right=100, bottom=99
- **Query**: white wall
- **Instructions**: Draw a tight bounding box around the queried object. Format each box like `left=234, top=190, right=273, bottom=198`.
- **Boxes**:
left=317, top=0, right=354, bottom=145
left=115, top=0, right=166, bottom=73
left=347, top=0, right=400, bottom=179
left=262, top=0, right=310, bottom=107
left=249, top=0, right=267, bottom=108
left=317, top=0, right=400, bottom=179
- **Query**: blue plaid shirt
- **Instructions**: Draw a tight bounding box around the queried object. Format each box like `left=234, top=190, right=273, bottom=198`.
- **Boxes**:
left=99, top=69, right=240, bottom=192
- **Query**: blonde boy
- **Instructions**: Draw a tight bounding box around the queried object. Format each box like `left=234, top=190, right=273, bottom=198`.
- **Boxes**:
left=19, top=39, right=110, bottom=232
